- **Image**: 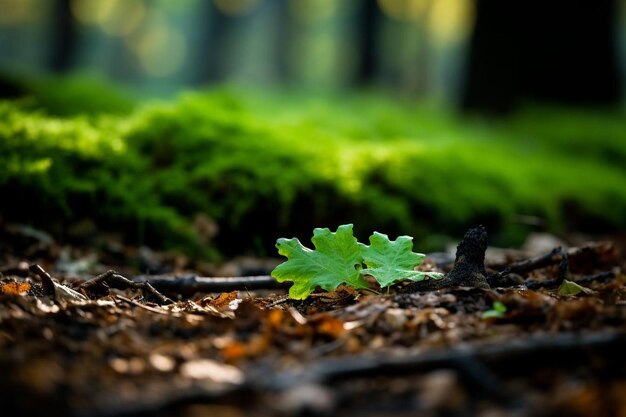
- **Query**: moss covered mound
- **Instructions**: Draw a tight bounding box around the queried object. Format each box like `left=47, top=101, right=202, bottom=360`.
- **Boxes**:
left=1, top=88, right=625, bottom=258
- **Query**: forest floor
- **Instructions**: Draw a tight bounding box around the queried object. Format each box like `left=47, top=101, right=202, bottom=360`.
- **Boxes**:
left=0, top=224, right=625, bottom=417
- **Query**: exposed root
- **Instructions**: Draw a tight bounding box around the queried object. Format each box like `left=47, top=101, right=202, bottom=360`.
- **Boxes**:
left=80, top=270, right=174, bottom=305
left=402, top=226, right=490, bottom=292
left=402, top=226, right=619, bottom=293
left=131, top=274, right=285, bottom=296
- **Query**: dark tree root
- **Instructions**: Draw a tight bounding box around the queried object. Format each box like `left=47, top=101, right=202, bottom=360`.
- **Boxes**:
left=525, top=270, right=617, bottom=290
left=80, top=270, right=174, bottom=305
left=402, top=226, right=490, bottom=293
left=268, top=331, right=625, bottom=388
left=131, top=274, right=287, bottom=297
left=80, top=331, right=625, bottom=416
left=402, top=226, right=619, bottom=293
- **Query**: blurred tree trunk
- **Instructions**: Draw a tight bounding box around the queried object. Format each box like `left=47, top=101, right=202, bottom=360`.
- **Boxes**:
left=194, top=3, right=237, bottom=85
left=412, top=0, right=433, bottom=96
left=462, top=0, right=621, bottom=114
left=355, top=0, right=382, bottom=84
left=274, top=0, right=292, bottom=83
left=48, top=0, right=77, bottom=73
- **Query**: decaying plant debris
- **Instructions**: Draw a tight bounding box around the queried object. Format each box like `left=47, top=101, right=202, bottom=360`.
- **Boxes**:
left=0, top=227, right=625, bottom=417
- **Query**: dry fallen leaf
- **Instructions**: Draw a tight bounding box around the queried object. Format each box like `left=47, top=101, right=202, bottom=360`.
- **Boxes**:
left=311, top=314, right=345, bottom=338
left=1, top=281, right=31, bottom=296
left=558, top=280, right=596, bottom=296
left=198, top=291, right=241, bottom=311
left=222, top=341, right=248, bottom=361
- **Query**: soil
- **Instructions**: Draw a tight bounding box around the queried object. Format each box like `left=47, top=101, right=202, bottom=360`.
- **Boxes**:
left=0, top=225, right=624, bottom=417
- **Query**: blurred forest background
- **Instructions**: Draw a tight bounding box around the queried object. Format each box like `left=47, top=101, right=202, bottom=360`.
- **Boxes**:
left=1, top=0, right=625, bottom=263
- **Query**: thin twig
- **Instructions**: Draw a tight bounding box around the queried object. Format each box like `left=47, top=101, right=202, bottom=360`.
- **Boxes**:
left=131, top=274, right=287, bottom=295
left=556, top=252, right=570, bottom=285
left=493, top=243, right=615, bottom=277
left=525, top=270, right=617, bottom=290
left=266, top=295, right=291, bottom=308
left=497, top=247, right=563, bottom=276
left=114, top=295, right=171, bottom=315
left=80, top=270, right=174, bottom=305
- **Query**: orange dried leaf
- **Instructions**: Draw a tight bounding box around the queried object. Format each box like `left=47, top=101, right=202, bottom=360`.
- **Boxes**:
left=198, top=291, right=238, bottom=309
left=2, top=281, right=31, bottom=295
left=210, top=291, right=238, bottom=307
left=222, top=334, right=270, bottom=361
left=244, top=334, right=270, bottom=357
left=267, top=309, right=284, bottom=328
left=315, top=285, right=355, bottom=298
left=222, top=341, right=247, bottom=361
left=315, top=315, right=345, bottom=338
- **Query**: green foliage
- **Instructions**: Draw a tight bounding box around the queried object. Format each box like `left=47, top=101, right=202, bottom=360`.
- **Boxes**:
left=0, top=101, right=199, bottom=255
left=0, top=72, right=136, bottom=116
left=272, top=224, right=370, bottom=299
left=272, top=224, right=442, bottom=299
left=360, top=232, right=443, bottom=287
left=481, top=301, right=507, bottom=319
left=1, top=81, right=625, bottom=259
left=557, top=280, right=595, bottom=296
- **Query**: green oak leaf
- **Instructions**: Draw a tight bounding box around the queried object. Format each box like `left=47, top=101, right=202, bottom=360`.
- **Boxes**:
left=359, top=232, right=443, bottom=288
left=271, top=224, right=370, bottom=299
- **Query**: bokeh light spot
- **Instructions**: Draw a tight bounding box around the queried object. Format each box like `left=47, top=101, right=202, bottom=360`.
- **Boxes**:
left=378, top=0, right=430, bottom=22
left=127, top=10, right=187, bottom=77
left=71, top=0, right=146, bottom=36
left=70, top=0, right=116, bottom=25
left=290, top=0, right=338, bottom=24
left=101, top=0, right=146, bottom=36
left=427, top=0, right=473, bottom=44
left=0, top=0, right=39, bottom=25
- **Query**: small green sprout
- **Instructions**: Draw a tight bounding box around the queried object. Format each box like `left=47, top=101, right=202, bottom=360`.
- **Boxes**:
left=481, top=301, right=507, bottom=319
left=271, top=224, right=443, bottom=299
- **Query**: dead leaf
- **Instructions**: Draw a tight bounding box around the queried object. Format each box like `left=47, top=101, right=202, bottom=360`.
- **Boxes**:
left=222, top=341, right=247, bottom=361
left=197, top=291, right=241, bottom=311
left=1, top=281, right=31, bottom=296
left=267, top=309, right=284, bottom=328
left=310, top=285, right=356, bottom=302
left=558, top=280, right=596, bottom=296
left=310, top=314, right=345, bottom=338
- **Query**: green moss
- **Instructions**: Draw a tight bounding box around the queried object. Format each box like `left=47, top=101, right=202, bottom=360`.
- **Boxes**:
left=1, top=87, right=624, bottom=258
left=0, top=72, right=136, bottom=116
